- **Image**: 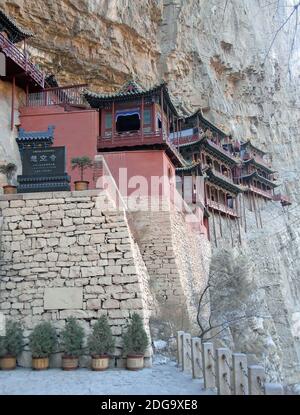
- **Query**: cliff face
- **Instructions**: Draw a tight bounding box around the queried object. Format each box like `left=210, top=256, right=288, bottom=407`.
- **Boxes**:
left=1, top=0, right=300, bottom=384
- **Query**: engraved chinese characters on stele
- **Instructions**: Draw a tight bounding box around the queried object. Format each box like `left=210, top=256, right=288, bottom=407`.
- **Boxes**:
left=22, top=147, right=66, bottom=177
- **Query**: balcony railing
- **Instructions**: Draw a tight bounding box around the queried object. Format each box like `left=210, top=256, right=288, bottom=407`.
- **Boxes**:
left=248, top=184, right=273, bottom=199
left=243, top=152, right=272, bottom=170
left=26, top=84, right=88, bottom=107
left=0, top=32, right=45, bottom=88
left=206, top=139, right=240, bottom=162
left=206, top=198, right=238, bottom=217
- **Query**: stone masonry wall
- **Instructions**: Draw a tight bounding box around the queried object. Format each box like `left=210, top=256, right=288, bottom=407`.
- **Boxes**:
left=128, top=203, right=211, bottom=344
left=0, top=190, right=152, bottom=368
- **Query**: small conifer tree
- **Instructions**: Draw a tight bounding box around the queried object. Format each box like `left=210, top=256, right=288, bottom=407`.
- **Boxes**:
left=61, top=317, right=84, bottom=357
left=0, top=320, right=23, bottom=357
left=29, top=322, right=57, bottom=358
left=122, top=313, right=149, bottom=355
left=88, top=315, right=115, bottom=356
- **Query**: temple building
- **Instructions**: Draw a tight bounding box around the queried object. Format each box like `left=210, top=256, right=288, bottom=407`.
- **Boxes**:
left=237, top=140, right=278, bottom=200
left=175, top=111, right=243, bottom=219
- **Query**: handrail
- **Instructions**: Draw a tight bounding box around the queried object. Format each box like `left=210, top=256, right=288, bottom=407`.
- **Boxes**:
left=206, top=198, right=237, bottom=216
left=248, top=185, right=272, bottom=198
left=43, top=83, right=88, bottom=92
left=26, top=84, right=88, bottom=107
left=0, top=32, right=44, bottom=88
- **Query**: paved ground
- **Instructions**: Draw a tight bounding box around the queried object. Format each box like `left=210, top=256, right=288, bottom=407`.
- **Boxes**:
left=0, top=359, right=213, bottom=395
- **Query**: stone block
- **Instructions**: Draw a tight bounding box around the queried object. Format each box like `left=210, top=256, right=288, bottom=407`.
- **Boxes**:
left=87, top=299, right=102, bottom=310
left=44, top=287, right=83, bottom=310
left=102, top=299, right=120, bottom=309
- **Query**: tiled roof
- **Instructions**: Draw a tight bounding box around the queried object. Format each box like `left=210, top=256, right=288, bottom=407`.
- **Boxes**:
left=0, top=9, right=33, bottom=43
left=242, top=157, right=275, bottom=173
left=240, top=172, right=278, bottom=188
left=17, top=126, right=55, bottom=142
left=176, top=161, right=202, bottom=172
left=183, top=109, right=228, bottom=137
left=84, top=80, right=178, bottom=115
left=241, top=140, right=266, bottom=155
left=206, top=168, right=243, bottom=194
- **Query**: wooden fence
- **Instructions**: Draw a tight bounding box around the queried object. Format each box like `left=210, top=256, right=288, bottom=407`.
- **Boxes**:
left=176, top=331, right=284, bottom=395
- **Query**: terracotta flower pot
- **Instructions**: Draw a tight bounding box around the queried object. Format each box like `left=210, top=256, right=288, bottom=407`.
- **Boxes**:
left=91, top=355, right=110, bottom=371
left=0, top=355, right=16, bottom=370
left=3, top=185, right=17, bottom=195
left=126, top=354, right=144, bottom=371
left=32, top=357, right=49, bottom=370
left=62, top=356, right=79, bottom=370
left=74, top=181, right=89, bottom=191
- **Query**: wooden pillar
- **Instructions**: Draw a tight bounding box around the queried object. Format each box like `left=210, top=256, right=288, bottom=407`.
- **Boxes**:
left=176, top=117, right=179, bottom=147
left=11, top=76, right=15, bottom=131
left=167, top=105, right=170, bottom=140
left=112, top=101, right=115, bottom=143
left=217, top=188, right=223, bottom=237
left=160, top=88, right=164, bottom=140
left=151, top=102, right=156, bottom=133
left=26, top=83, right=29, bottom=107
left=141, top=96, right=144, bottom=142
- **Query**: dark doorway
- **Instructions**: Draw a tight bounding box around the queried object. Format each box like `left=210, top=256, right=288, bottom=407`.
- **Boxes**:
left=116, top=114, right=140, bottom=133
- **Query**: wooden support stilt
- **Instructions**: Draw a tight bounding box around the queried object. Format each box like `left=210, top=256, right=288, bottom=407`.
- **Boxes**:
left=243, top=194, right=247, bottom=233
left=141, top=96, right=144, bottom=142
left=251, top=192, right=259, bottom=228
left=217, top=188, right=223, bottom=237
left=111, top=101, right=115, bottom=144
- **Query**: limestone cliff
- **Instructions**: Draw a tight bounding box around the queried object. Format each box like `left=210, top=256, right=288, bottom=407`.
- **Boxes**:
left=1, top=0, right=300, bottom=385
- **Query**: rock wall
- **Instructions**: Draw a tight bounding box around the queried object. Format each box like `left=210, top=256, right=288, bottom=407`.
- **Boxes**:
left=0, top=190, right=153, bottom=367
left=0, top=80, right=23, bottom=185
left=208, top=194, right=300, bottom=384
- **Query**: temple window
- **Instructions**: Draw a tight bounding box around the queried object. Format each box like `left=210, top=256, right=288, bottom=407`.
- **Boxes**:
left=116, top=109, right=140, bottom=133
left=214, top=160, right=220, bottom=171
left=226, top=194, right=233, bottom=208
left=105, top=112, right=112, bottom=129
left=157, top=114, right=162, bottom=129
left=143, top=108, right=152, bottom=133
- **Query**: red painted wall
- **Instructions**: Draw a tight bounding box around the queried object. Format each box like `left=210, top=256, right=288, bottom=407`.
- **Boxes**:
left=19, top=106, right=99, bottom=189
left=102, top=150, right=175, bottom=198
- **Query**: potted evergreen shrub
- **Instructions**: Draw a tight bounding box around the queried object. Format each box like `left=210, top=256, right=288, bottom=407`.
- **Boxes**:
left=0, top=162, right=17, bottom=194
left=122, top=313, right=149, bottom=370
left=0, top=320, right=23, bottom=370
left=60, top=317, right=84, bottom=370
left=88, top=315, right=115, bottom=371
left=29, top=322, right=57, bottom=370
left=71, top=156, right=93, bottom=191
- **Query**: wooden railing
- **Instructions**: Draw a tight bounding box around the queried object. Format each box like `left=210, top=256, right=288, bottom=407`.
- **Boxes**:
left=207, top=139, right=239, bottom=162
left=206, top=198, right=238, bottom=217
left=248, top=184, right=273, bottom=199
left=0, top=32, right=45, bottom=88
left=177, top=331, right=284, bottom=395
left=26, top=84, right=88, bottom=107
left=243, top=152, right=272, bottom=170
